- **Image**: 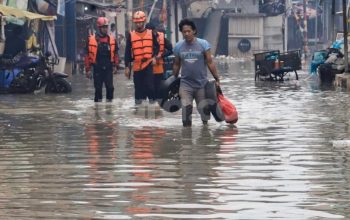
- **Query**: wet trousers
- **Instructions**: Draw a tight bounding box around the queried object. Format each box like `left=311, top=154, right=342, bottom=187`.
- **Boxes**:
left=179, top=86, right=210, bottom=127
left=153, top=73, right=164, bottom=101
left=93, top=66, right=114, bottom=102
left=133, top=63, right=155, bottom=104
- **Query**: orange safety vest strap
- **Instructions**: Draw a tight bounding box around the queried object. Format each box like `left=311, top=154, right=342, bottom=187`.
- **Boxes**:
left=157, top=32, right=165, bottom=58
left=87, top=35, right=98, bottom=64
left=109, top=34, right=116, bottom=63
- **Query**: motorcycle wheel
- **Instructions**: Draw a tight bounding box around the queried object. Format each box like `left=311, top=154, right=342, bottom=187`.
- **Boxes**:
left=45, top=78, right=72, bottom=94
left=159, top=75, right=181, bottom=112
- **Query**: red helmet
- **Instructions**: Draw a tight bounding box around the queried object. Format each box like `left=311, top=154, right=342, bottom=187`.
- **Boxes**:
left=97, top=17, right=109, bottom=27
left=133, top=11, right=146, bottom=23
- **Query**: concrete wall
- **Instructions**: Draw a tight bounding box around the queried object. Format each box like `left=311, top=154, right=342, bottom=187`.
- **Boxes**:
left=263, top=16, right=283, bottom=51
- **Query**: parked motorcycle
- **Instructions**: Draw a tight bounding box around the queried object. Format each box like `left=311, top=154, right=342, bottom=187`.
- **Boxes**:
left=40, top=51, right=72, bottom=94
left=0, top=6, right=71, bottom=94
left=0, top=50, right=71, bottom=94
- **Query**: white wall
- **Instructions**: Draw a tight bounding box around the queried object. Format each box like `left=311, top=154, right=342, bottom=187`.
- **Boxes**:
left=228, top=15, right=264, bottom=57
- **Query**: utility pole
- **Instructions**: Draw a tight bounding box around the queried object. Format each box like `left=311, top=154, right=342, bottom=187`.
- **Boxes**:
left=147, top=0, right=159, bottom=23
left=303, top=0, right=309, bottom=59
left=315, top=0, right=318, bottom=51
left=342, top=0, right=348, bottom=73
left=331, top=0, right=335, bottom=41
left=125, top=0, right=133, bottom=33
left=174, top=0, right=179, bottom=42
left=284, top=0, right=291, bottom=52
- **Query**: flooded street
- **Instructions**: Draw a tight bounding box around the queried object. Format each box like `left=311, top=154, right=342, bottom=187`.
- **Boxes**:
left=1, top=61, right=350, bottom=219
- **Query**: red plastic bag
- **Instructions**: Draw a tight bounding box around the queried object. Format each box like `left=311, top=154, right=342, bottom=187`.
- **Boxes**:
left=217, top=90, right=238, bottom=124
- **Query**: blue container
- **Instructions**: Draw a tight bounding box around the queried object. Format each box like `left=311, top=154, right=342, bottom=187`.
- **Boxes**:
left=0, top=69, right=21, bottom=88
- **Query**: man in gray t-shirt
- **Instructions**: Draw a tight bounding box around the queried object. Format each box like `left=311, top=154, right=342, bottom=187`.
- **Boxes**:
left=173, top=19, right=221, bottom=127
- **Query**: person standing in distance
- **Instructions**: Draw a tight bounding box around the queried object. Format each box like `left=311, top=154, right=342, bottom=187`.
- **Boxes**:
left=85, top=17, right=119, bottom=102
left=124, top=11, right=159, bottom=105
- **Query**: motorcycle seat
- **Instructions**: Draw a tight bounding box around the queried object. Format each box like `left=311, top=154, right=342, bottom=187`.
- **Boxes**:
left=0, top=58, right=17, bottom=69
left=0, top=55, right=39, bottom=69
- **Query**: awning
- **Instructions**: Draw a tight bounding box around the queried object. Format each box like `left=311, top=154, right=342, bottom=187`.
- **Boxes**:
left=0, top=5, right=56, bottom=21
left=76, top=0, right=123, bottom=8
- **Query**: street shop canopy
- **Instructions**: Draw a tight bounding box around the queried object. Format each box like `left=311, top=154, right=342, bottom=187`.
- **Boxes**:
left=0, top=5, right=56, bottom=21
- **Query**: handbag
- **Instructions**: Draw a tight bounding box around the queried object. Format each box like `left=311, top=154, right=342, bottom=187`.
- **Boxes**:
left=217, top=86, right=238, bottom=124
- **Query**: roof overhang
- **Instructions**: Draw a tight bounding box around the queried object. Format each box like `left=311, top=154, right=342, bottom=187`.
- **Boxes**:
left=0, top=5, right=56, bottom=20
left=225, top=13, right=266, bottom=18
left=76, top=0, right=124, bottom=9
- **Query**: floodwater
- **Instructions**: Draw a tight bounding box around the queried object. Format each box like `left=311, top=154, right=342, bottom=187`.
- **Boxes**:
left=0, top=60, right=350, bottom=220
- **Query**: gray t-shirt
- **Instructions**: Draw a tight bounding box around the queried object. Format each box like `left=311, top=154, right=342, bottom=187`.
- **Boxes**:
left=174, top=38, right=211, bottom=89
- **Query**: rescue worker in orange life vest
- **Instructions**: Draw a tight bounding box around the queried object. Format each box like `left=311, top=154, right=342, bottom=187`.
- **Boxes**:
left=145, top=23, right=173, bottom=102
left=124, top=11, right=159, bottom=105
left=85, top=17, right=119, bottom=102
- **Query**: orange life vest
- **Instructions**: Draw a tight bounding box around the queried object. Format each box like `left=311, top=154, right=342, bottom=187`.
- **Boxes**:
left=130, top=29, right=153, bottom=71
left=153, top=32, right=165, bottom=74
left=87, top=34, right=116, bottom=64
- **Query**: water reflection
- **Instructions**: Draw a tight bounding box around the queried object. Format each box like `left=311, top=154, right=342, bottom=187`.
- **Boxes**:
left=0, top=64, right=350, bottom=219
left=126, top=127, right=165, bottom=216
left=132, top=126, right=239, bottom=219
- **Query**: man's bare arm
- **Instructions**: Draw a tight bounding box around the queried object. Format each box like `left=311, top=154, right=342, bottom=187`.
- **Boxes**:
left=204, top=50, right=220, bottom=82
left=172, top=56, right=181, bottom=78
